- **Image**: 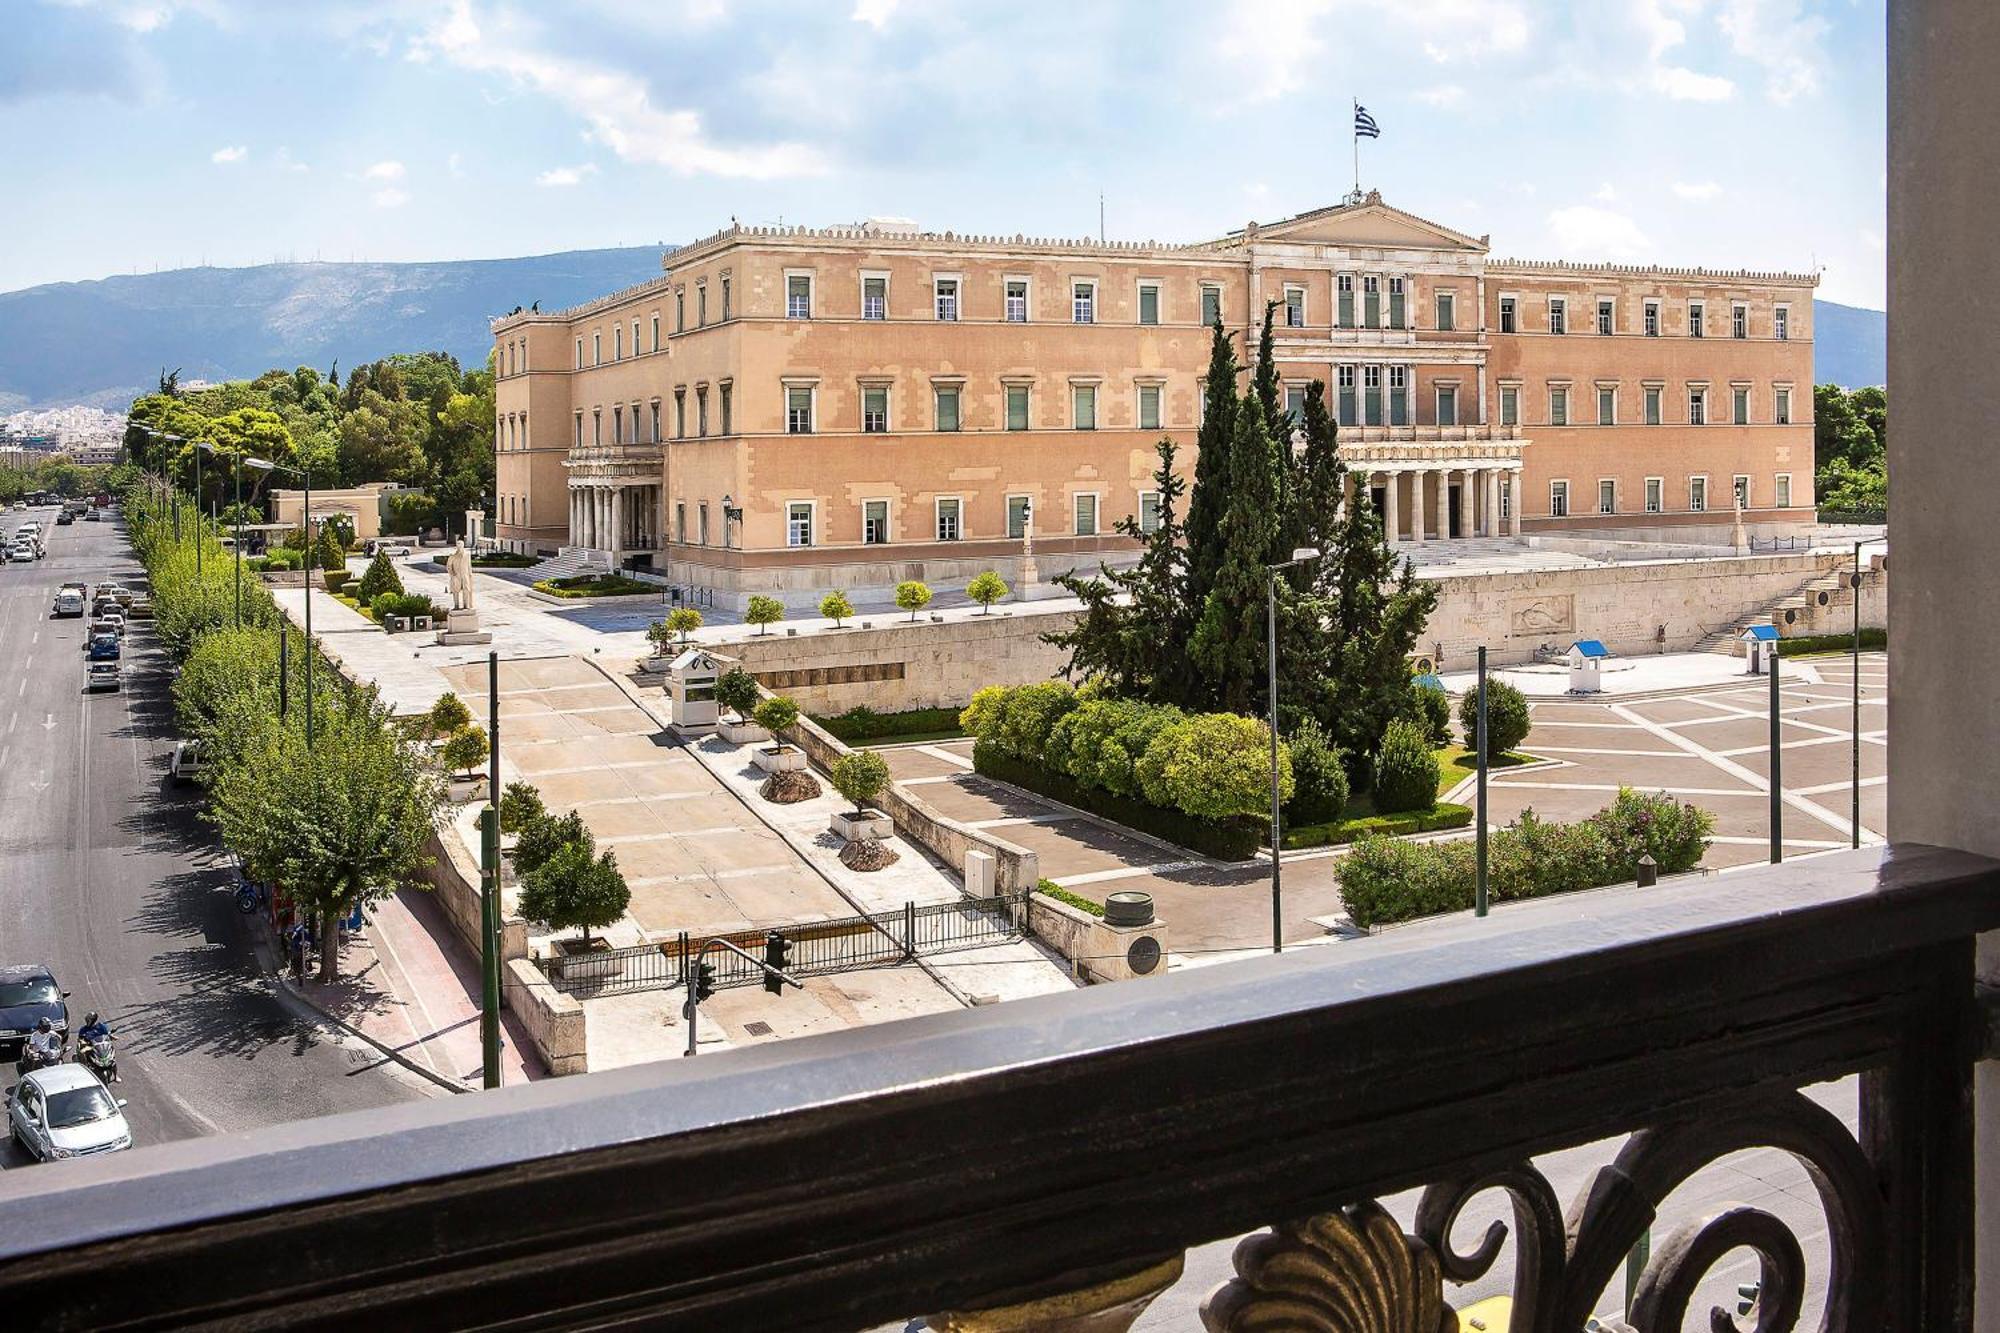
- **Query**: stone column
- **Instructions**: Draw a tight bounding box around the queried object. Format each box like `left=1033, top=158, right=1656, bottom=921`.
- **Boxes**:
left=1486, top=468, right=1503, bottom=539
left=1409, top=471, right=1426, bottom=543
left=1431, top=467, right=1447, bottom=540
left=1465, top=467, right=1482, bottom=536
left=1383, top=469, right=1401, bottom=542
left=1509, top=469, right=1524, bottom=536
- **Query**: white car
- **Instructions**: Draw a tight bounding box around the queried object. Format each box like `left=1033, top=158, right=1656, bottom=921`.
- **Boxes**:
left=367, top=540, right=413, bottom=558
left=8, top=546, right=34, bottom=564
left=7, top=1062, right=132, bottom=1162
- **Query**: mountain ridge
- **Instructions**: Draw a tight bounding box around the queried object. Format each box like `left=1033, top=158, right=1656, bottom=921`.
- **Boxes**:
left=0, top=248, right=1886, bottom=411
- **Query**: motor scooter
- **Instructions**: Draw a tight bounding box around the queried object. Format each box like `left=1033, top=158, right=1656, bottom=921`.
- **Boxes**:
left=77, top=1032, right=118, bottom=1084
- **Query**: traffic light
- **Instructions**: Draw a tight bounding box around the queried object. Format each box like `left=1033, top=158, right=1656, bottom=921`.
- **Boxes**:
left=692, top=960, right=716, bottom=1004
left=762, top=931, right=792, bottom=995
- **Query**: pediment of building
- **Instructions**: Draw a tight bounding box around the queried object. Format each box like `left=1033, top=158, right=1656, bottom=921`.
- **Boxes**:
left=1252, top=195, right=1488, bottom=253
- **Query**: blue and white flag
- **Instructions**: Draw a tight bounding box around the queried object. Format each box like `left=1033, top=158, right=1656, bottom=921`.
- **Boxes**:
left=1354, top=104, right=1381, bottom=139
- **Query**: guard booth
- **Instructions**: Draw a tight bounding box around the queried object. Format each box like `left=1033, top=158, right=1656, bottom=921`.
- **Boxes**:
left=666, top=648, right=721, bottom=731
left=1567, top=639, right=1611, bottom=693
left=1741, top=623, right=1781, bottom=675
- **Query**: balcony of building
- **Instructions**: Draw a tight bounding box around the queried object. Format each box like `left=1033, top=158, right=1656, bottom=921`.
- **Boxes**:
left=0, top=6, right=1991, bottom=1330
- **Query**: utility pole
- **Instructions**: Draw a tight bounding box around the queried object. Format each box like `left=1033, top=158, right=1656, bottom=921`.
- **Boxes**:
left=1768, top=650, right=1783, bottom=864
left=480, top=650, right=502, bottom=1088
left=1475, top=647, right=1489, bottom=918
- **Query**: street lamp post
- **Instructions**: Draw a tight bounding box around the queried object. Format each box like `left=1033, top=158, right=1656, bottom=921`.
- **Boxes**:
left=246, top=458, right=312, bottom=743
left=1263, top=546, right=1321, bottom=955
left=1848, top=537, right=1886, bottom=848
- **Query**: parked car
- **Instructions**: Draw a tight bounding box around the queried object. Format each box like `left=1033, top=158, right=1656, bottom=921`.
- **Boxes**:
left=86, top=661, right=120, bottom=693
left=7, top=1063, right=132, bottom=1162
left=87, top=633, right=119, bottom=662
left=90, top=614, right=124, bottom=640
left=169, top=739, right=207, bottom=784
left=0, top=965, right=68, bottom=1059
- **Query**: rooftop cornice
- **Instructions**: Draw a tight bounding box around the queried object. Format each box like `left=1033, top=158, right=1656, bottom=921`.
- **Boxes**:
left=661, top=221, right=1213, bottom=271
left=1490, top=257, right=1821, bottom=286
left=492, top=272, right=678, bottom=330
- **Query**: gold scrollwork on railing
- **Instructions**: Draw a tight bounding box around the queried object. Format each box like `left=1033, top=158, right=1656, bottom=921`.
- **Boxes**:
left=1199, top=1201, right=1456, bottom=1332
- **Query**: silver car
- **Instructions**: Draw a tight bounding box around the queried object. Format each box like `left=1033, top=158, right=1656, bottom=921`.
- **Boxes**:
left=7, top=1062, right=132, bottom=1162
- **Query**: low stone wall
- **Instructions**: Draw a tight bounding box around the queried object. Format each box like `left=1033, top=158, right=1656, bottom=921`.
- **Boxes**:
left=1027, top=894, right=1095, bottom=981
left=777, top=705, right=1041, bottom=894
left=1026, top=894, right=1170, bottom=985
left=1782, top=557, right=1888, bottom=638
left=503, top=959, right=587, bottom=1076
left=416, top=823, right=529, bottom=969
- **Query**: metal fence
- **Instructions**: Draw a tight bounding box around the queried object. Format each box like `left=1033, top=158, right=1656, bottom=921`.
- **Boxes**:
left=536, top=894, right=1025, bottom=998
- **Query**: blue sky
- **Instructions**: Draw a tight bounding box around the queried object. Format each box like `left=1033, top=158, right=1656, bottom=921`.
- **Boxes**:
left=0, top=0, right=1886, bottom=306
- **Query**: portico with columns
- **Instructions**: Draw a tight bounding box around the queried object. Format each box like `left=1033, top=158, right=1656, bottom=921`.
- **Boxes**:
left=563, top=446, right=664, bottom=565
left=1341, top=440, right=1525, bottom=543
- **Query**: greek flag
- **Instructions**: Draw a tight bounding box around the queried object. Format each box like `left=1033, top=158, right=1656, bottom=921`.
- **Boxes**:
left=1354, top=104, right=1381, bottom=139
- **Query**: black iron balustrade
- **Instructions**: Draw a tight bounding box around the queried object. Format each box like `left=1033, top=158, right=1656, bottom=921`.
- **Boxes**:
left=1, top=845, right=1995, bottom=1331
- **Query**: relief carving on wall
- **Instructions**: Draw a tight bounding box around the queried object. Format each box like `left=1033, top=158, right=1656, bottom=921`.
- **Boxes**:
left=1509, top=594, right=1575, bottom=638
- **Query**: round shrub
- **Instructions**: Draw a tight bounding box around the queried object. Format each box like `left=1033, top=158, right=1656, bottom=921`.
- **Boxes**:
left=665, top=606, right=704, bottom=642
left=1371, top=717, right=1439, bottom=814
left=744, top=595, right=784, bottom=635
left=355, top=551, right=403, bottom=604
left=753, top=695, right=800, bottom=735
left=1457, top=678, right=1531, bottom=756
left=441, top=725, right=488, bottom=777
left=428, top=691, right=473, bottom=735
left=1409, top=682, right=1452, bottom=747
left=894, top=579, right=933, bottom=621
left=830, top=749, right=891, bottom=812
left=959, top=684, right=1011, bottom=739
left=499, top=781, right=547, bottom=834
left=715, top=667, right=760, bottom=718
left=966, top=570, right=1008, bottom=612
left=512, top=809, right=592, bottom=879
left=1137, top=712, right=1290, bottom=820
left=995, top=680, right=1076, bottom=762
left=1284, top=716, right=1350, bottom=825
left=819, top=590, right=854, bottom=626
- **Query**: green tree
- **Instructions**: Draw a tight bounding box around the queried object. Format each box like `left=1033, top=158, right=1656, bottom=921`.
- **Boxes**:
left=665, top=606, right=703, bottom=643
left=313, top=523, right=346, bottom=572
left=715, top=667, right=761, bottom=718
left=1813, top=384, right=1880, bottom=476
left=1409, top=682, right=1453, bottom=747
left=1327, top=485, right=1439, bottom=776
left=1189, top=396, right=1281, bottom=714
left=744, top=595, right=785, bottom=635
left=499, top=781, right=547, bottom=834
left=441, top=725, right=488, bottom=778
left=1457, top=679, right=1531, bottom=755
left=427, top=691, right=473, bottom=737
left=1284, top=716, right=1349, bottom=825
left=1249, top=299, right=1288, bottom=463
left=753, top=695, right=800, bottom=734
left=819, top=590, right=855, bottom=627
left=337, top=390, right=428, bottom=485
left=966, top=570, right=1009, bottom=613
left=1182, top=318, right=1243, bottom=620
left=1135, top=712, right=1290, bottom=820
left=355, top=551, right=403, bottom=603
left=518, top=842, right=629, bottom=945
left=1816, top=456, right=1887, bottom=513
left=830, top=749, right=891, bottom=814
left=894, top=579, right=933, bottom=621
left=208, top=690, right=445, bottom=981
left=1371, top=717, right=1440, bottom=814
left=512, top=809, right=592, bottom=879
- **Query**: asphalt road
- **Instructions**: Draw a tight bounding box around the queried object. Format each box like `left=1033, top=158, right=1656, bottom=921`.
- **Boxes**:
left=0, top=506, right=430, bottom=1172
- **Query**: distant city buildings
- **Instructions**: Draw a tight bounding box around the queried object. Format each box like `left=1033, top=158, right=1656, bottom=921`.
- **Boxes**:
left=491, top=194, right=1816, bottom=607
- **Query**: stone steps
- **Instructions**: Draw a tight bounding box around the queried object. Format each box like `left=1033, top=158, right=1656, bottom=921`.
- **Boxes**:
left=522, top=547, right=612, bottom=583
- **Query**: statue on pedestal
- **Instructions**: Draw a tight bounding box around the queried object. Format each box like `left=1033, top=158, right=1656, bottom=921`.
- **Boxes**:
left=446, top=539, right=477, bottom=612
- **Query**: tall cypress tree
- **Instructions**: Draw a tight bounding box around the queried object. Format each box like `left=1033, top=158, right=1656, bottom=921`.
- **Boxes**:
left=1284, top=379, right=1342, bottom=592
left=1181, top=319, right=1242, bottom=620
left=1326, top=485, right=1439, bottom=775
left=1189, top=396, right=1281, bottom=715
left=1250, top=300, right=1294, bottom=553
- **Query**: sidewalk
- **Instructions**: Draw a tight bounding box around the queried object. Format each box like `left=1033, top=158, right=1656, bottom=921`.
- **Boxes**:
left=277, top=888, right=541, bottom=1091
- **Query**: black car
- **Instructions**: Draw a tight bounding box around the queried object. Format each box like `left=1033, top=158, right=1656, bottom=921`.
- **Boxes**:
left=0, top=965, right=69, bottom=1058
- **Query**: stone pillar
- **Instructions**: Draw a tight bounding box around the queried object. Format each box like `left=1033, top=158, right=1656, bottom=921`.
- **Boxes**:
left=1431, top=467, right=1448, bottom=540
left=1509, top=469, right=1524, bottom=536
left=1486, top=468, right=1503, bottom=539
left=1409, top=471, right=1426, bottom=542
left=1383, top=469, right=1400, bottom=541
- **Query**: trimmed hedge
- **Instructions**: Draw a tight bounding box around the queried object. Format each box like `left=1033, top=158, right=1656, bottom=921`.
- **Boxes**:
left=1283, top=802, right=1473, bottom=850
left=534, top=574, right=656, bottom=599
left=1777, top=628, right=1885, bottom=656
left=1338, top=788, right=1714, bottom=929
left=1034, top=877, right=1104, bottom=917
left=815, top=705, right=965, bottom=743
left=472, top=552, right=538, bottom=568
left=975, top=737, right=1265, bottom=861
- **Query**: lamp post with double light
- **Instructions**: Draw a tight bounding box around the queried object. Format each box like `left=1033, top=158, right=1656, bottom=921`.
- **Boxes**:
left=1264, top=545, right=1321, bottom=954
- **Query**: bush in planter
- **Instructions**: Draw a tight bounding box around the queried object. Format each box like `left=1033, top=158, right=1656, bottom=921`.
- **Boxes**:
left=440, top=725, right=488, bottom=779
left=966, top=570, right=1009, bottom=614
left=819, top=590, right=854, bottom=628
left=1284, top=716, right=1349, bottom=826
left=645, top=619, right=675, bottom=656
left=355, top=551, right=403, bottom=604
left=830, top=749, right=891, bottom=814
left=1136, top=712, right=1290, bottom=820
left=1457, top=678, right=1531, bottom=756
left=1409, top=682, right=1453, bottom=747
left=512, top=809, right=592, bottom=878
left=427, top=691, right=473, bottom=737
left=753, top=695, right=800, bottom=737
left=744, top=596, right=784, bottom=636
left=894, top=579, right=933, bottom=622
left=1371, top=718, right=1440, bottom=814
left=499, top=781, right=546, bottom=834
left=518, top=842, right=630, bottom=947
left=322, top=569, right=350, bottom=594
left=715, top=667, right=761, bottom=719
left=664, top=606, right=703, bottom=644
left=373, top=591, right=436, bottom=624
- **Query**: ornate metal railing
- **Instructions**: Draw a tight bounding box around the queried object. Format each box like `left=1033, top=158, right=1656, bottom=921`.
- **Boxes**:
left=1, top=845, right=1995, bottom=1331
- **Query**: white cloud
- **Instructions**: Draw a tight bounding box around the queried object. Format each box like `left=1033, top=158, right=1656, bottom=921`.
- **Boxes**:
left=535, top=163, right=598, bottom=187
left=1624, top=0, right=1735, bottom=101
left=1416, top=84, right=1466, bottom=109
left=409, top=2, right=825, bottom=179
left=1715, top=0, right=1827, bottom=104
left=1672, top=179, right=1722, bottom=200
left=210, top=144, right=246, bottom=164
left=1650, top=64, right=1734, bottom=100
left=1546, top=205, right=1651, bottom=260
left=1593, top=182, right=1619, bottom=203
left=1224, top=0, right=1528, bottom=100
left=851, top=0, right=898, bottom=29
left=362, top=159, right=405, bottom=180
left=371, top=187, right=409, bottom=209
left=273, top=147, right=308, bottom=173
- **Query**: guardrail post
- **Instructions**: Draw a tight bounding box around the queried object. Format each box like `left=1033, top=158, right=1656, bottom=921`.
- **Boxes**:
left=904, top=902, right=915, bottom=960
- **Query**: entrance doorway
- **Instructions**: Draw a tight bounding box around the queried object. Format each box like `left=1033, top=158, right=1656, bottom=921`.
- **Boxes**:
left=1447, top=485, right=1464, bottom=538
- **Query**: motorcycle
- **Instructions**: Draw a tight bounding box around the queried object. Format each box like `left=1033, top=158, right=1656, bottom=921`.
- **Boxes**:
left=77, top=1032, right=118, bottom=1084
left=14, top=1037, right=65, bottom=1082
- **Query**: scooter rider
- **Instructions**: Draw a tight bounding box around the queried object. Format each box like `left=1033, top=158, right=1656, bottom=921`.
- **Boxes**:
left=21, top=1017, right=62, bottom=1071
left=77, top=1011, right=117, bottom=1083
left=78, top=1011, right=109, bottom=1046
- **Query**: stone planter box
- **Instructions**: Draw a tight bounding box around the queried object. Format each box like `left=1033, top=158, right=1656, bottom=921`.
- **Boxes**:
left=546, top=936, right=624, bottom=983
left=719, top=718, right=771, bottom=746
left=751, top=744, right=806, bottom=775
left=830, top=808, right=893, bottom=842
left=447, top=775, right=489, bottom=804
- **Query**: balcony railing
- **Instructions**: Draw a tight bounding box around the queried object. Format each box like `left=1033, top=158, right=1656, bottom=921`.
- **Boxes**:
left=1, top=845, right=1995, bottom=1331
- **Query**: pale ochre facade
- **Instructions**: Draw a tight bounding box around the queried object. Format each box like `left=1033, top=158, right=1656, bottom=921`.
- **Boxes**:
left=491, top=195, right=1817, bottom=608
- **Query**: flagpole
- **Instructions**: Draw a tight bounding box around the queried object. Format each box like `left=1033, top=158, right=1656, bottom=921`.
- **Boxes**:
left=1352, top=98, right=1360, bottom=196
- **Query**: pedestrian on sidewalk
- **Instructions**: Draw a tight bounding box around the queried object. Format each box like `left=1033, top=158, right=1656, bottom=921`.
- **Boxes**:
left=288, top=922, right=308, bottom=981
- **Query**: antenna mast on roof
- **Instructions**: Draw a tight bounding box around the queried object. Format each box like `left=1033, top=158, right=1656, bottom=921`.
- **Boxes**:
left=1099, top=192, right=1105, bottom=245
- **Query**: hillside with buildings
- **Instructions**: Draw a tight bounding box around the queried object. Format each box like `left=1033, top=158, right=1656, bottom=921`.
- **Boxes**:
left=0, top=246, right=1882, bottom=414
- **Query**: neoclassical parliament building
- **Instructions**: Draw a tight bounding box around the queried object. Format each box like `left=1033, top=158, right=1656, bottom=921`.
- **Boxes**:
left=491, top=193, right=1816, bottom=607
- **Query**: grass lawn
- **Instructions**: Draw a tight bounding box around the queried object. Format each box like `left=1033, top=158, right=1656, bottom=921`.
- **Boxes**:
left=473, top=552, right=539, bottom=568
left=1438, top=745, right=1540, bottom=795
